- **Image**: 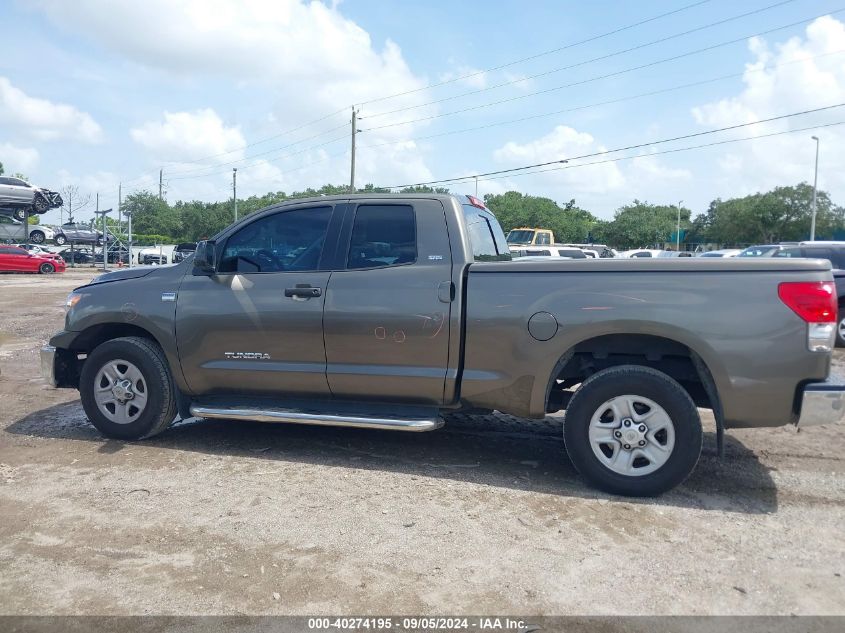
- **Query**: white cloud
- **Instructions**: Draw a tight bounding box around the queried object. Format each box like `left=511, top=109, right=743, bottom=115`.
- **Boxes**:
left=489, top=125, right=690, bottom=216
left=130, top=109, right=246, bottom=164
left=691, top=15, right=845, bottom=200
left=493, top=125, right=626, bottom=193
left=0, top=142, right=39, bottom=174
left=439, top=65, right=488, bottom=89
left=32, top=0, right=439, bottom=195
left=32, top=0, right=436, bottom=125
left=0, top=77, right=103, bottom=143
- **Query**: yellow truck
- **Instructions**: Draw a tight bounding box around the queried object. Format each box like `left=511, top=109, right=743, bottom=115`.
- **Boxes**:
left=505, top=227, right=555, bottom=246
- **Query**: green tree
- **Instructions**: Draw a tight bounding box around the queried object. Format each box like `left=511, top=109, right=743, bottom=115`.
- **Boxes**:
left=484, top=191, right=596, bottom=243
left=399, top=185, right=449, bottom=194
left=122, top=191, right=181, bottom=238
left=0, top=162, right=4, bottom=175
left=706, top=183, right=844, bottom=245
left=601, top=201, right=691, bottom=250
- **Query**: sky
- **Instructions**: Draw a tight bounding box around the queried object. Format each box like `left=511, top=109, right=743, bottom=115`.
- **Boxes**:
left=1, top=0, right=845, bottom=225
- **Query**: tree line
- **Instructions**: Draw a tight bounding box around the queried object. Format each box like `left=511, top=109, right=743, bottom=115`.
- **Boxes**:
left=47, top=180, right=845, bottom=249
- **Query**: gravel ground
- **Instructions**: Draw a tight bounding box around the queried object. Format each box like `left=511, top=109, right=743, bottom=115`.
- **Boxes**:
left=0, top=269, right=843, bottom=615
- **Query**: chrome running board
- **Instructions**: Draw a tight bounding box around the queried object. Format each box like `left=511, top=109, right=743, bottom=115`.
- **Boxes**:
left=189, top=405, right=444, bottom=432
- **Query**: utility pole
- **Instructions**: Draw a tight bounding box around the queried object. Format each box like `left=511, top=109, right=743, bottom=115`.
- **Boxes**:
left=810, top=135, right=820, bottom=241
left=475, top=176, right=478, bottom=197
left=127, top=209, right=133, bottom=268
left=233, top=168, right=238, bottom=222
left=676, top=200, right=683, bottom=252
left=159, top=169, right=163, bottom=200
left=350, top=107, right=358, bottom=193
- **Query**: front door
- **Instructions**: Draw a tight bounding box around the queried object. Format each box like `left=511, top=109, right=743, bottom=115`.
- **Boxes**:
left=323, top=199, right=454, bottom=405
left=176, top=203, right=339, bottom=397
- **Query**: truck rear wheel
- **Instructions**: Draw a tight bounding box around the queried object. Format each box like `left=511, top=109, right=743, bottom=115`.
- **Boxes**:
left=562, top=365, right=702, bottom=497
left=79, top=336, right=177, bottom=440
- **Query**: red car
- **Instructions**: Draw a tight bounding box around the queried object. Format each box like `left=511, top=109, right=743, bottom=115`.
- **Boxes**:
left=0, top=245, right=66, bottom=274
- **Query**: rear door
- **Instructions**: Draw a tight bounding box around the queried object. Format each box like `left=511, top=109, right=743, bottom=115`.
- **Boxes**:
left=176, top=202, right=342, bottom=397
left=0, top=178, right=16, bottom=204
left=322, top=199, right=453, bottom=404
left=6, top=179, right=32, bottom=204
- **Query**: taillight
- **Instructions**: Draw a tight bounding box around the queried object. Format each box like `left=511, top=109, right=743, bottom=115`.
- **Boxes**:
left=778, top=281, right=837, bottom=352
left=778, top=282, right=836, bottom=322
left=466, top=194, right=486, bottom=209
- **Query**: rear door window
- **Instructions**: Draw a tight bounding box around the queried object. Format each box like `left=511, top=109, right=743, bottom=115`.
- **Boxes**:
left=346, top=204, right=416, bottom=270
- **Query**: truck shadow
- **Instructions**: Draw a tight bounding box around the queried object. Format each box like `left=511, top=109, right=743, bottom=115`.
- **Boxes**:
left=6, top=401, right=778, bottom=514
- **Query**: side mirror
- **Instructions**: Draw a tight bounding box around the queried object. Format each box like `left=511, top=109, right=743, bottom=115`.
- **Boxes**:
left=193, top=240, right=216, bottom=274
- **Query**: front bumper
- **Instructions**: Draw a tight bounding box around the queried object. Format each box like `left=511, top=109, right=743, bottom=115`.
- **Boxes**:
left=797, top=372, right=845, bottom=427
left=41, top=345, right=57, bottom=387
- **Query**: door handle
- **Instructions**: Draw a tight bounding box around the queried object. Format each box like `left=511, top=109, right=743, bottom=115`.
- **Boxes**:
left=284, top=285, right=322, bottom=298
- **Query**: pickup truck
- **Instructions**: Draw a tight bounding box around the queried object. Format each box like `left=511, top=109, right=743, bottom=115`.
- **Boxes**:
left=41, top=194, right=845, bottom=496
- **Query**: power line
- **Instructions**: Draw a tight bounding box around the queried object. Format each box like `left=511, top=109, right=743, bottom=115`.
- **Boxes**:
left=381, top=102, right=845, bottom=189
left=363, top=8, right=845, bottom=132
left=358, top=49, right=845, bottom=151
left=120, top=1, right=713, bottom=187
left=358, top=0, right=713, bottom=107
left=363, top=0, right=799, bottom=120
left=472, top=120, right=845, bottom=185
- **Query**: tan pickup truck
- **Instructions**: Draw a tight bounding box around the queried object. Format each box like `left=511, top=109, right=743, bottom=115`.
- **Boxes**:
left=43, top=193, right=845, bottom=497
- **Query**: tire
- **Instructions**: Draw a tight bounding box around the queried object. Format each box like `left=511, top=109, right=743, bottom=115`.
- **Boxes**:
left=79, top=336, right=178, bottom=440
left=96, top=238, right=103, bottom=247
left=30, top=230, right=45, bottom=244
left=55, top=234, right=67, bottom=246
left=38, top=262, right=55, bottom=274
left=837, top=312, right=845, bottom=348
left=13, top=208, right=26, bottom=222
left=563, top=365, right=702, bottom=497
left=33, top=194, right=48, bottom=213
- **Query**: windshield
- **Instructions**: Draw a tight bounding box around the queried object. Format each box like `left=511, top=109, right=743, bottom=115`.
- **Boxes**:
left=506, top=229, right=535, bottom=244
left=737, top=246, right=779, bottom=257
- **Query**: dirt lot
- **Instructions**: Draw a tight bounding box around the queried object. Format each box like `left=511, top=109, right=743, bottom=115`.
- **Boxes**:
left=0, top=269, right=843, bottom=615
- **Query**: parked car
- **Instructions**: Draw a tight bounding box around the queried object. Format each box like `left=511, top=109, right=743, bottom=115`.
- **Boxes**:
left=172, top=242, right=197, bottom=263
left=657, top=250, right=694, bottom=257
left=737, top=244, right=781, bottom=257
left=620, top=249, right=664, bottom=258
left=0, top=177, right=63, bottom=221
left=561, top=243, right=617, bottom=258
left=512, top=245, right=587, bottom=259
left=698, top=249, right=742, bottom=258
left=138, top=247, right=168, bottom=265
left=43, top=193, right=844, bottom=498
left=58, top=247, right=94, bottom=264
left=0, top=215, right=57, bottom=244
left=0, top=245, right=65, bottom=273
left=20, top=244, right=63, bottom=261
left=54, top=222, right=110, bottom=246
left=95, top=246, right=130, bottom=265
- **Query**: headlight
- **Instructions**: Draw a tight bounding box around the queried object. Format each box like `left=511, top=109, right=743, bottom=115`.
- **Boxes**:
left=65, top=292, right=83, bottom=311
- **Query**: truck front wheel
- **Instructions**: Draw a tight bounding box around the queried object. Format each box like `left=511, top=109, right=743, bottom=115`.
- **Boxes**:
left=563, top=365, right=702, bottom=497
left=79, top=336, right=177, bottom=440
